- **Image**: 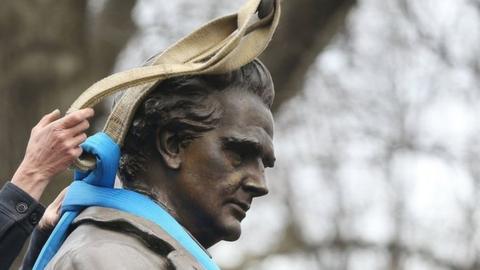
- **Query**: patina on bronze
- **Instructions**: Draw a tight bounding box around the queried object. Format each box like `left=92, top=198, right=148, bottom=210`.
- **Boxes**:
left=120, top=59, right=275, bottom=247
left=46, top=60, right=276, bottom=269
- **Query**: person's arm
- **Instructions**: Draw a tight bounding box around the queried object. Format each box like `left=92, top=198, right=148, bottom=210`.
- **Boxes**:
left=22, top=227, right=53, bottom=270
left=0, top=108, right=93, bottom=270
left=0, top=182, right=45, bottom=270
left=11, top=108, right=93, bottom=201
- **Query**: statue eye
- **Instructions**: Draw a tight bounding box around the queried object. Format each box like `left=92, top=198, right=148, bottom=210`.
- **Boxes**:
left=223, top=142, right=246, bottom=167
left=229, top=151, right=243, bottom=167
left=222, top=139, right=262, bottom=167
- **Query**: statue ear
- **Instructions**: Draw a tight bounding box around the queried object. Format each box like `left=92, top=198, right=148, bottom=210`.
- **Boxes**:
left=155, top=128, right=182, bottom=170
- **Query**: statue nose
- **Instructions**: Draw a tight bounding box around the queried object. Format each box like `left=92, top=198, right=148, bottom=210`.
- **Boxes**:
left=242, top=159, right=269, bottom=197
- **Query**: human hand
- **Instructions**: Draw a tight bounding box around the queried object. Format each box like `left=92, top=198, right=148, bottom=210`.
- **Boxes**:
left=38, top=188, right=67, bottom=231
left=11, top=108, right=94, bottom=200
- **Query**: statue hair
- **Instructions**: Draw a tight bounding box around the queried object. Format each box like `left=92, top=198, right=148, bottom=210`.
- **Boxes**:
left=118, top=59, right=274, bottom=186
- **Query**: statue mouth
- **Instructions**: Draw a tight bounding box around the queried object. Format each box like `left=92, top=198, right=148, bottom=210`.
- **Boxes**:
left=226, top=198, right=251, bottom=212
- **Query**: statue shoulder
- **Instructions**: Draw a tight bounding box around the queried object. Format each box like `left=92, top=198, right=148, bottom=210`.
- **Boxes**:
left=45, top=240, right=173, bottom=270
left=46, top=222, right=174, bottom=270
left=45, top=207, right=202, bottom=270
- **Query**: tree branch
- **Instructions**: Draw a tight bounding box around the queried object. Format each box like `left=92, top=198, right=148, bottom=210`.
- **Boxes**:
left=260, top=0, right=356, bottom=112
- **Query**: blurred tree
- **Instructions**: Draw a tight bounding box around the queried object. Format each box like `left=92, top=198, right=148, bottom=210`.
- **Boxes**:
left=263, top=0, right=355, bottom=112
left=0, top=0, right=136, bottom=193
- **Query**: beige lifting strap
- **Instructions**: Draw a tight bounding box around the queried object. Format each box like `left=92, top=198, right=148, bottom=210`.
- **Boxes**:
left=69, top=0, right=281, bottom=171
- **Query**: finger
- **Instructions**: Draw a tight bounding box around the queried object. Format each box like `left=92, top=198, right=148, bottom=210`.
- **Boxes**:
left=56, top=108, right=94, bottom=129
left=65, top=120, right=90, bottom=137
left=61, top=108, right=94, bottom=128
left=37, top=109, right=61, bottom=128
left=70, top=146, right=84, bottom=158
left=52, top=187, right=68, bottom=206
left=66, top=133, right=88, bottom=149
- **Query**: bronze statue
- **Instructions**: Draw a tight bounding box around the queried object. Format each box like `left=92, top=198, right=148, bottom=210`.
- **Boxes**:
left=45, top=59, right=276, bottom=269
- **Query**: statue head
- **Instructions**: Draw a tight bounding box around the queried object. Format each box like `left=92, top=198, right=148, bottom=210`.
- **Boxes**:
left=118, top=59, right=276, bottom=248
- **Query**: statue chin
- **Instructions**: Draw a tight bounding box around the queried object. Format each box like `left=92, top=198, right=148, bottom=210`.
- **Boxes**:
left=220, top=219, right=242, bottom=242
left=223, top=230, right=241, bottom=242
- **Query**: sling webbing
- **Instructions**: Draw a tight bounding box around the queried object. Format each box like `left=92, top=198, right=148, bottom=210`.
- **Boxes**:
left=69, top=0, right=280, bottom=171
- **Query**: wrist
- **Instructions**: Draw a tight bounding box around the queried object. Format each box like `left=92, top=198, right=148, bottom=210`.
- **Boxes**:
left=11, top=164, right=50, bottom=201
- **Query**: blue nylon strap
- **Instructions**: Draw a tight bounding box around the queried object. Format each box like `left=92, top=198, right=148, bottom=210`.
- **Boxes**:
left=32, top=212, right=78, bottom=269
left=73, top=132, right=119, bottom=187
left=33, top=132, right=219, bottom=270
left=33, top=132, right=119, bottom=270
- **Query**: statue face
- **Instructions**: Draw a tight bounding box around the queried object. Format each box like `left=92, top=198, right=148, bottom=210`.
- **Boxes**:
left=171, top=88, right=275, bottom=248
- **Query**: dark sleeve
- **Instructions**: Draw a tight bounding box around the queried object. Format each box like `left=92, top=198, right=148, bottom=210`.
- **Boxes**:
left=0, top=182, right=45, bottom=270
left=21, top=226, right=53, bottom=270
